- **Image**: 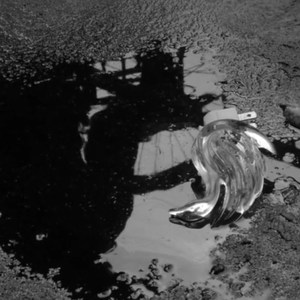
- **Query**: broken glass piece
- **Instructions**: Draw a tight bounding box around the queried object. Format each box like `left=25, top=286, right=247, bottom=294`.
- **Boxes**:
left=169, top=119, right=276, bottom=228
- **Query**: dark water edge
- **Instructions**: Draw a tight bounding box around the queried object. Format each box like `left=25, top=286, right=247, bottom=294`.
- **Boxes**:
left=0, top=45, right=221, bottom=299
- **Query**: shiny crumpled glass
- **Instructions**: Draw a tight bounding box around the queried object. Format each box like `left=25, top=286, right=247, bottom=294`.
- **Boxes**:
left=169, top=119, right=277, bottom=228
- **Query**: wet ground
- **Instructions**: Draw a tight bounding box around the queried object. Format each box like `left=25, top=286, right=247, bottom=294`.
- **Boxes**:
left=1, top=1, right=300, bottom=300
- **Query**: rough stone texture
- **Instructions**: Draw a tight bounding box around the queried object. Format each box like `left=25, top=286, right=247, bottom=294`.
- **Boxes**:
left=211, top=184, right=300, bottom=300
left=151, top=285, right=217, bottom=300
left=0, top=248, right=71, bottom=300
left=212, top=0, right=300, bottom=138
left=1, top=0, right=300, bottom=138
left=0, top=0, right=217, bottom=79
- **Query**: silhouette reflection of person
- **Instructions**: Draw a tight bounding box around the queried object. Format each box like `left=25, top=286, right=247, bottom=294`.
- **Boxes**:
left=0, top=44, right=214, bottom=298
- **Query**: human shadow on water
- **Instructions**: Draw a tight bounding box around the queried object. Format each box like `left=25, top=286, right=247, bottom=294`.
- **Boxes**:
left=0, top=44, right=217, bottom=298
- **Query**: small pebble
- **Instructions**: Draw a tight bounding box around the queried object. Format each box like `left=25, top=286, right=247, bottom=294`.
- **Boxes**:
left=147, top=280, right=159, bottom=289
left=36, top=233, right=47, bottom=241
left=97, top=289, right=111, bottom=298
left=202, top=288, right=216, bottom=299
left=214, top=235, right=221, bottom=241
left=163, top=264, right=173, bottom=273
left=210, top=264, right=225, bottom=275
left=283, top=106, right=300, bottom=129
left=116, top=272, right=129, bottom=282
left=282, top=152, right=295, bottom=163
left=151, top=268, right=160, bottom=276
left=130, top=289, right=142, bottom=299
left=229, top=223, right=239, bottom=229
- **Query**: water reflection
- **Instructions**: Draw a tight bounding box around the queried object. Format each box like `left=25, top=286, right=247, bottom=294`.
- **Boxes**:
left=0, top=44, right=220, bottom=297
left=2, top=42, right=300, bottom=299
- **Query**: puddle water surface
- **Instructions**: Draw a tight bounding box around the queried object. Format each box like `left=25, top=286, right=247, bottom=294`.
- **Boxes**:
left=95, top=50, right=300, bottom=299
left=1, top=1, right=300, bottom=299
left=102, top=182, right=251, bottom=282
left=96, top=49, right=260, bottom=299
left=1, top=42, right=300, bottom=300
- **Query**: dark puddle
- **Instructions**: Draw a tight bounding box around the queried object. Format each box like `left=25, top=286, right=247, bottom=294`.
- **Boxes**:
left=0, top=44, right=227, bottom=299
left=2, top=42, right=295, bottom=299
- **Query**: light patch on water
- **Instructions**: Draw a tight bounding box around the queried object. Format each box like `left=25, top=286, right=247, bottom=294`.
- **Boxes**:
left=93, top=54, right=141, bottom=85
left=78, top=103, right=109, bottom=163
left=102, top=181, right=251, bottom=297
left=94, top=49, right=226, bottom=95
left=94, top=49, right=275, bottom=299
left=102, top=146, right=282, bottom=299
left=183, top=49, right=226, bottom=97
left=96, top=87, right=115, bottom=99
left=86, top=104, right=108, bottom=119
left=265, top=156, right=300, bottom=183
left=124, top=72, right=141, bottom=83
left=134, top=128, right=199, bottom=176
